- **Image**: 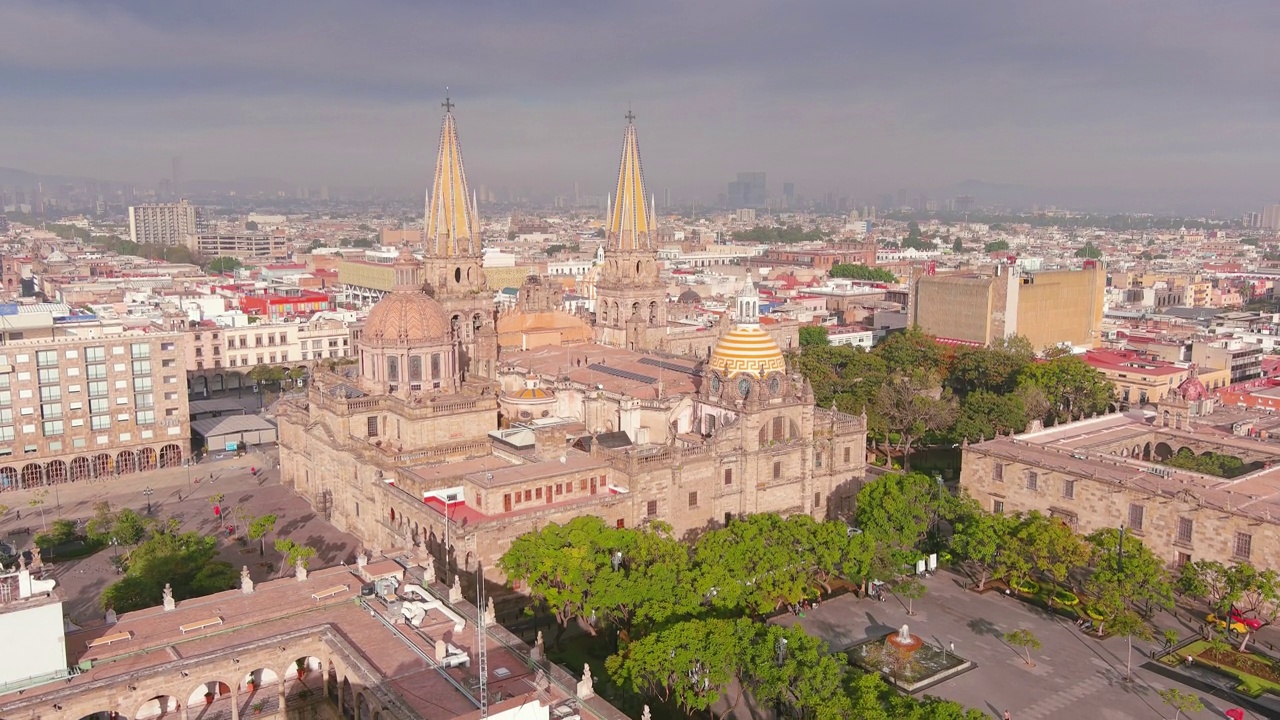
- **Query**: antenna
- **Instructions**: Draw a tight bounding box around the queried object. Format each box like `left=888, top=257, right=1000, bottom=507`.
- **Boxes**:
left=476, top=563, right=488, bottom=716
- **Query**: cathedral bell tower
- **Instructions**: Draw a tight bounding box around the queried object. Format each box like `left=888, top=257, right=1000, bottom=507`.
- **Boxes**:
left=420, top=95, right=497, bottom=381
left=595, top=111, right=667, bottom=352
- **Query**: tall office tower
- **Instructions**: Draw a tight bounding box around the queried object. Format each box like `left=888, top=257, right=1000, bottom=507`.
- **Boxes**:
left=320, top=185, right=330, bottom=201
left=896, top=188, right=908, bottom=208
left=783, top=182, right=795, bottom=208
left=574, top=181, right=580, bottom=206
left=1262, top=205, right=1280, bottom=231
left=663, top=187, right=670, bottom=209
left=128, top=199, right=199, bottom=246
left=171, top=156, right=183, bottom=196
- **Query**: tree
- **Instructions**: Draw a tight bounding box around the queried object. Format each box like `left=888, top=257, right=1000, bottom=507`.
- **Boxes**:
left=245, top=220, right=259, bottom=231
left=855, top=473, right=943, bottom=571
left=247, top=514, right=279, bottom=556
left=1074, top=241, right=1103, bottom=259
left=945, top=339, right=1034, bottom=397
left=112, top=509, right=148, bottom=546
left=799, top=325, right=830, bottom=347
left=275, top=538, right=317, bottom=569
left=895, top=577, right=927, bottom=615
left=1019, top=512, right=1089, bottom=603
left=829, top=264, right=896, bottom=282
left=951, top=237, right=964, bottom=253
left=498, top=516, right=625, bottom=641
left=1016, top=355, right=1115, bottom=423
left=693, top=514, right=814, bottom=615
left=1158, top=688, right=1203, bottom=720
left=248, top=364, right=286, bottom=388
left=28, top=489, right=49, bottom=532
left=984, top=240, right=1010, bottom=252
left=207, top=257, right=243, bottom=274
left=949, top=496, right=1014, bottom=590
left=1176, top=560, right=1232, bottom=614
left=878, top=328, right=947, bottom=377
left=1107, top=605, right=1152, bottom=680
left=1003, top=629, right=1041, bottom=666
left=101, top=526, right=236, bottom=611
left=746, top=624, right=852, bottom=718
left=1224, top=563, right=1279, bottom=652
left=1086, top=527, right=1173, bottom=613
left=34, top=519, right=78, bottom=549
left=874, top=372, right=957, bottom=470
left=606, top=617, right=752, bottom=717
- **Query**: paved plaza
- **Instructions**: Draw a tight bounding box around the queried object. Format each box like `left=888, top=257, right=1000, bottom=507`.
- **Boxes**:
left=0, top=444, right=360, bottom=625
left=774, top=573, right=1274, bottom=719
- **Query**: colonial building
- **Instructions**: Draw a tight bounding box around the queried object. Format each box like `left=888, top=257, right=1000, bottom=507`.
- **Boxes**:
left=960, top=396, right=1280, bottom=573
left=277, top=108, right=867, bottom=586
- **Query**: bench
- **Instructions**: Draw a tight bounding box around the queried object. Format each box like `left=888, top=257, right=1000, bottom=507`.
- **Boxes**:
left=312, top=585, right=348, bottom=601
left=86, top=631, right=133, bottom=649
left=6, top=527, right=29, bottom=537
left=180, top=617, right=223, bottom=634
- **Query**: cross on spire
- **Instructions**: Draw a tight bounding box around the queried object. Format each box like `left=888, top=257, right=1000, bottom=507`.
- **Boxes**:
left=443, top=89, right=454, bottom=113
left=625, top=108, right=636, bottom=123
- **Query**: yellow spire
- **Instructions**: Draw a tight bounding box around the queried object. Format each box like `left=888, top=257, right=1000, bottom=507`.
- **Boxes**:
left=425, top=96, right=480, bottom=258
left=607, top=111, right=652, bottom=251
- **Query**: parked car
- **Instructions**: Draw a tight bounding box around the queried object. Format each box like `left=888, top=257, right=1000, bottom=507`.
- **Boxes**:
left=1207, top=612, right=1249, bottom=635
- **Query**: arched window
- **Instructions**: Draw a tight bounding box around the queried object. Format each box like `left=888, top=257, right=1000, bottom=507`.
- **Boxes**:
left=408, top=356, right=423, bottom=382
left=386, top=356, right=399, bottom=383
left=431, top=353, right=441, bottom=380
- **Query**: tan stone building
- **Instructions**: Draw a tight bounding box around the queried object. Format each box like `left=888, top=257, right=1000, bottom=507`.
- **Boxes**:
left=0, top=319, right=190, bottom=490
left=277, top=110, right=867, bottom=586
left=909, top=262, right=1105, bottom=352
left=960, top=410, right=1280, bottom=571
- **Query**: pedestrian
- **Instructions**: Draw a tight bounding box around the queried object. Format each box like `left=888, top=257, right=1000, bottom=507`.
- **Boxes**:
left=14, top=510, right=19, bottom=519
left=1003, top=711, right=1011, bottom=720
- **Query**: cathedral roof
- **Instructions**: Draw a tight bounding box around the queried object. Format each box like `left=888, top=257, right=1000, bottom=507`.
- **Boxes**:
left=708, top=325, right=786, bottom=379
left=508, top=387, right=554, bottom=401
left=677, top=289, right=702, bottom=304
left=606, top=114, right=652, bottom=252
left=362, top=291, right=451, bottom=345
left=425, top=98, right=480, bottom=258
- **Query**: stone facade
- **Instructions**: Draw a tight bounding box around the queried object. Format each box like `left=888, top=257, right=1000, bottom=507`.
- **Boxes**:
left=960, top=413, right=1280, bottom=571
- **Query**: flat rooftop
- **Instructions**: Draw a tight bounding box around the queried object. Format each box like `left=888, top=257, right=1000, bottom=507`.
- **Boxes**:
left=503, top=343, right=699, bottom=398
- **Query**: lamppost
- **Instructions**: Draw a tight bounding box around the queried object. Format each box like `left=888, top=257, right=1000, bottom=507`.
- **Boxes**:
left=143, top=487, right=154, bottom=514
left=1118, top=523, right=1126, bottom=574
left=40, top=465, right=61, bottom=517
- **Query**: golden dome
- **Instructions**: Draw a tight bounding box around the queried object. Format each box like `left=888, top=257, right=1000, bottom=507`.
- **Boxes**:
left=362, top=291, right=450, bottom=345
left=511, top=387, right=553, bottom=400
left=708, top=326, right=786, bottom=379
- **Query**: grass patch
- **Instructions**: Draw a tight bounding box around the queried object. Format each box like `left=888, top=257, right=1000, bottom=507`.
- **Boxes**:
left=1009, top=578, right=1040, bottom=595
left=1161, top=639, right=1280, bottom=698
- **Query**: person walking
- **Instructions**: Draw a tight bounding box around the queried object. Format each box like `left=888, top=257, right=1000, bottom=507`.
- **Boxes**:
left=1003, top=711, right=1011, bottom=720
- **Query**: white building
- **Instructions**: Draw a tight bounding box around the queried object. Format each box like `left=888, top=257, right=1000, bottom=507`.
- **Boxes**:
left=128, top=200, right=199, bottom=246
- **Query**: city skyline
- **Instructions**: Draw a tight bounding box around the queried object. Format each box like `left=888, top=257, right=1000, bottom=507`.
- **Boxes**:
left=3, top=1, right=1279, bottom=213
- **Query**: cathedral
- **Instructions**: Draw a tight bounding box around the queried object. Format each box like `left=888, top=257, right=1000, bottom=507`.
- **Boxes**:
left=277, top=104, right=867, bottom=583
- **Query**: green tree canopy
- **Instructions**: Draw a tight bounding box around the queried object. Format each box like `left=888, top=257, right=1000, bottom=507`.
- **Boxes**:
left=101, top=526, right=237, bottom=611
left=829, top=263, right=896, bottom=282
left=207, top=256, right=244, bottom=274
left=799, top=325, right=830, bottom=347
left=1074, top=241, right=1103, bottom=258
left=1016, top=355, right=1115, bottom=423
left=984, top=240, right=1010, bottom=252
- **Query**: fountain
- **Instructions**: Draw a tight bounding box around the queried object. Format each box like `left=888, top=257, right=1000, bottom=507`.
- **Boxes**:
left=846, top=623, right=975, bottom=692
left=885, top=624, right=923, bottom=654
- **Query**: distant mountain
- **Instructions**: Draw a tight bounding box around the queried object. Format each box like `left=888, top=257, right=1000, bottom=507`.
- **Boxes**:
left=938, top=179, right=1247, bottom=217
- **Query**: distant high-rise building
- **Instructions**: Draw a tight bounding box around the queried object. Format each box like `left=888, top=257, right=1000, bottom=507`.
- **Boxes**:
left=128, top=199, right=199, bottom=246
left=1261, top=205, right=1280, bottom=231
left=320, top=185, right=330, bottom=201
left=664, top=187, right=671, bottom=209
left=783, top=182, right=795, bottom=208
left=726, top=172, right=766, bottom=208
left=171, top=156, right=182, bottom=196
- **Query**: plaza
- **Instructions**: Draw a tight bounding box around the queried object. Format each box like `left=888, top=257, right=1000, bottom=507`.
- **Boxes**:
left=773, top=572, right=1277, bottom=719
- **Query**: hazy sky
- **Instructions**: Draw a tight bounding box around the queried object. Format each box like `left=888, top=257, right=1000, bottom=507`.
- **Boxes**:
left=3, top=1, right=1278, bottom=210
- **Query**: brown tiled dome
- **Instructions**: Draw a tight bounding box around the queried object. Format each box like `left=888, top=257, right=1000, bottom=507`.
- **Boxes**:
left=362, top=291, right=451, bottom=344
